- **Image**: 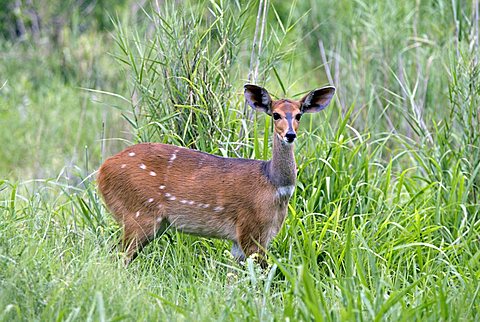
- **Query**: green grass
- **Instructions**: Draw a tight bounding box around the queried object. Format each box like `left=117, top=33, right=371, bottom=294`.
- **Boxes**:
left=1, top=0, right=479, bottom=320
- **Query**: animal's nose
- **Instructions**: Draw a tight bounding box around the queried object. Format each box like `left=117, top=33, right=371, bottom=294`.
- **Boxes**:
left=285, top=131, right=296, bottom=143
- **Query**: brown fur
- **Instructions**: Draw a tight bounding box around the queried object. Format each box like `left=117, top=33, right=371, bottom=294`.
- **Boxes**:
left=97, top=84, right=335, bottom=266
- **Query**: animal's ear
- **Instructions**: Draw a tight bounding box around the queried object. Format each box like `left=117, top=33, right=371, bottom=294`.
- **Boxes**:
left=244, top=84, right=272, bottom=115
left=300, top=86, right=336, bottom=113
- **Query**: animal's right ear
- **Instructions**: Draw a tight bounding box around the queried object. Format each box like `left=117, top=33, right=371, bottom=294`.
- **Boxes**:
left=244, top=84, right=272, bottom=115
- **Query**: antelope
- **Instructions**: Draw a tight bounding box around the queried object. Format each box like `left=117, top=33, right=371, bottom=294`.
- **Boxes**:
left=97, top=84, right=335, bottom=266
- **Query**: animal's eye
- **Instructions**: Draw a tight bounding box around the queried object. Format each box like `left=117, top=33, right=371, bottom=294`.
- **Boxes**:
left=272, top=113, right=281, bottom=120
left=295, top=114, right=302, bottom=121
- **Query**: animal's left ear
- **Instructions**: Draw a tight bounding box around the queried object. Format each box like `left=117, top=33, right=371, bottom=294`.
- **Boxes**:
left=299, top=86, right=336, bottom=113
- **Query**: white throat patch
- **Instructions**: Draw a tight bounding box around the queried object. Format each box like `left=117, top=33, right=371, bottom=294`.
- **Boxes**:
left=276, top=185, right=295, bottom=199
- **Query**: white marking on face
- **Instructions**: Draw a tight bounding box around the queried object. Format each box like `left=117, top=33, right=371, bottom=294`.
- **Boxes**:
left=148, top=198, right=154, bottom=203
left=128, top=152, right=136, bottom=157
left=135, top=211, right=140, bottom=218
left=276, top=133, right=295, bottom=146
left=121, top=164, right=127, bottom=169
left=159, top=185, right=165, bottom=190
left=139, top=163, right=147, bottom=170
left=276, top=185, right=295, bottom=199
left=149, top=171, right=157, bottom=176
left=213, top=206, right=224, bottom=212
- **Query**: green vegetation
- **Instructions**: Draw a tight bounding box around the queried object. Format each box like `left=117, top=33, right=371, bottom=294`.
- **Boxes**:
left=1, top=0, right=479, bottom=320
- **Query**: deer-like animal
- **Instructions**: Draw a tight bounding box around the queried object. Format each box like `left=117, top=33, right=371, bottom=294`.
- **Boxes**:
left=97, top=84, right=335, bottom=265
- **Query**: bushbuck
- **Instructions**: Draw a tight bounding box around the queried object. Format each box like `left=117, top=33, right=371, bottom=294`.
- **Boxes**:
left=97, top=84, right=335, bottom=266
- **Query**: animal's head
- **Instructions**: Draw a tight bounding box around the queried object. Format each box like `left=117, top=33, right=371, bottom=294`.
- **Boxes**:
left=244, top=84, right=335, bottom=144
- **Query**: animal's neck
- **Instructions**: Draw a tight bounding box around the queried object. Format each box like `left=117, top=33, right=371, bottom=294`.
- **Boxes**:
left=266, top=134, right=296, bottom=187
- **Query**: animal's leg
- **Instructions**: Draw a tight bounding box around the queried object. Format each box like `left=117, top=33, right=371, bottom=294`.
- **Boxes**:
left=236, top=225, right=269, bottom=268
left=231, top=241, right=246, bottom=261
left=121, top=215, right=168, bottom=265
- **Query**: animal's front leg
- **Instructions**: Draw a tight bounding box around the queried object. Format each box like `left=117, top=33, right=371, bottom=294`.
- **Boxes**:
left=237, top=230, right=269, bottom=269
left=231, top=241, right=246, bottom=261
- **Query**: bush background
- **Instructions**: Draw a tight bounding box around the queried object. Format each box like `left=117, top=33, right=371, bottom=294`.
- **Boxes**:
left=0, top=0, right=479, bottom=320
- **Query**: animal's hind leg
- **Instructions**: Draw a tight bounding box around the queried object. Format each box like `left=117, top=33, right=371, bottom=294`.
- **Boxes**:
left=121, top=215, right=168, bottom=265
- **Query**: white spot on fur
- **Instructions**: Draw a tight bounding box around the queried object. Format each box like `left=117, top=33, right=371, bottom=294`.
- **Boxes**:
left=202, top=204, right=209, bottom=208
left=180, top=199, right=188, bottom=204
left=198, top=155, right=206, bottom=167
left=156, top=217, right=162, bottom=223
left=135, top=211, right=140, bottom=218
left=168, top=150, right=178, bottom=167
left=169, top=196, right=176, bottom=201
left=276, top=185, right=295, bottom=198
left=165, top=192, right=171, bottom=197
left=197, top=203, right=203, bottom=208
left=128, top=152, right=136, bottom=157
left=148, top=198, right=154, bottom=203
left=121, top=164, right=127, bottom=169
left=159, top=185, right=165, bottom=190
left=149, top=171, right=157, bottom=176
left=188, top=200, right=195, bottom=205
left=213, top=206, right=224, bottom=212
left=139, top=163, right=147, bottom=170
